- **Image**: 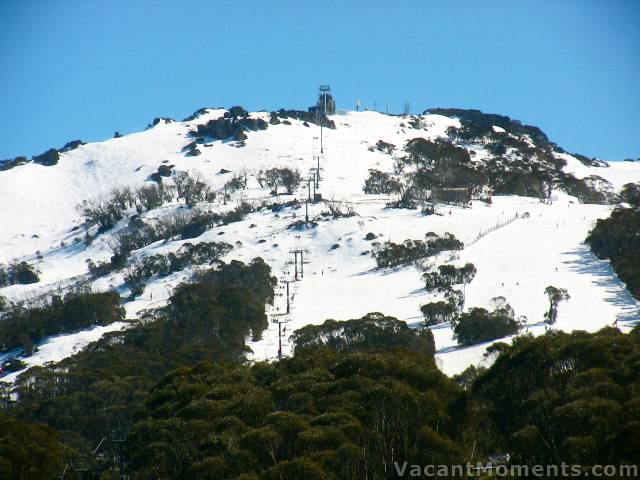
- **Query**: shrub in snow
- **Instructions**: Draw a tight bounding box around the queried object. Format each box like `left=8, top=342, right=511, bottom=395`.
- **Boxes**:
left=288, top=220, right=317, bottom=230
left=422, top=263, right=477, bottom=292
left=421, top=301, right=458, bottom=327
left=363, top=169, right=401, bottom=195
left=157, top=164, right=173, bottom=177
left=0, top=262, right=40, bottom=286
left=174, top=172, right=211, bottom=207
left=452, top=300, right=521, bottom=347
left=372, top=233, right=463, bottom=269
left=260, top=167, right=302, bottom=195
left=375, top=139, right=395, bottom=154
left=323, top=199, right=355, bottom=218
left=224, top=171, right=248, bottom=192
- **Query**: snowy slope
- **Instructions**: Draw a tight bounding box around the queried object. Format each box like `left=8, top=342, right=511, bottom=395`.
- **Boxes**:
left=1, top=109, right=639, bottom=380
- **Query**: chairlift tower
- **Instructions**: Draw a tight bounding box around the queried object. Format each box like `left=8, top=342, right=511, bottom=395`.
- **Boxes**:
left=316, top=85, right=335, bottom=154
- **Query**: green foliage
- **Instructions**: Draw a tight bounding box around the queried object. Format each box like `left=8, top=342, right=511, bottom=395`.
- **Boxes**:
left=0, top=290, right=124, bottom=353
left=363, top=169, right=401, bottom=194
left=123, top=241, right=233, bottom=297
left=0, top=261, right=40, bottom=286
left=372, top=232, right=463, bottom=268
left=620, top=182, right=640, bottom=208
left=260, top=167, right=302, bottom=195
left=3, top=259, right=275, bottom=450
left=0, top=415, right=66, bottom=479
left=291, top=312, right=435, bottom=357
left=473, top=327, right=640, bottom=465
left=126, top=346, right=459, bottom=479
left=422, top=263, right=476, bottom=291
left=420, top=300, right=458, bottom=326
left=4, top=305, right=640, bottom=477
left=586, top=207, right=640, bottom=300
left=405, top=138, right=471, bottom=167
left=427, top=108, right=551, bottom=147
left=544, top=286, right=570, bottom=325
left=453, top=303, right=521, bottom=347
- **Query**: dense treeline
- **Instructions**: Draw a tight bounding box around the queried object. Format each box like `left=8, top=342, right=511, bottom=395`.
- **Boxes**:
left=2, top=303, right=640, bottom=477
left=586, top=194, right=640, bottom=300
left=292, top=312, right=435, bottom=357
left=0, top=260, right=275, bottom=461
left=123, top=325, right=640, bottom=479
left=0, top=414, right=67, bottom=479
left=127, top=319, right=457, bottom=480
left=1, top=256, right=637, bottom=478
left=472, top=327, right=640, bottom=466
left=372, top=232, right=463, bottom=268
left=0, top=290, right=124, bottom=354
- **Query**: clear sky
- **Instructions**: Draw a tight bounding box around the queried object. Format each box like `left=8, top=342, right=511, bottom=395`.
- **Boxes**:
left=1, top=0, right=639, bottom=161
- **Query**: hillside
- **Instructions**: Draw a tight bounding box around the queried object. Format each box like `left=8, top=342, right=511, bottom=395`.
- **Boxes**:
left=1, top=106, right=639, bottom=380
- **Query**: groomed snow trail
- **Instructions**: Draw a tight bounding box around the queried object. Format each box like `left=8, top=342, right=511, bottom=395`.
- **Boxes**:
left=1, top=110, right=640, bottom=379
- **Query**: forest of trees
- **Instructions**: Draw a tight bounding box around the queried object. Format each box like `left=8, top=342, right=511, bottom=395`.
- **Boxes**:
left=0, top=290, right=124, bottom=354
left=1, top=176, right=639, bottom=477
left=0, top=259, right=277, bottom=474
left=586, top=188, right=640, bottom=300
left=0, top=284, right=638, bottom=478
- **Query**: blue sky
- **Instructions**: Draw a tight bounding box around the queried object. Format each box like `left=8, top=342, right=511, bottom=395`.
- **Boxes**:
left=1, top=0, right=638, bottom=160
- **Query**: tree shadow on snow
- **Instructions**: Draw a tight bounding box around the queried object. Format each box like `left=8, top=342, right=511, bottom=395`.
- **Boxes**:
left=561, top=244, right=640, bottom=326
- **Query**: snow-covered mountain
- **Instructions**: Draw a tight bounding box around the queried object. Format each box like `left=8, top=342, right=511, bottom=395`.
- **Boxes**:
left=1, top=107, right=639, bottom=381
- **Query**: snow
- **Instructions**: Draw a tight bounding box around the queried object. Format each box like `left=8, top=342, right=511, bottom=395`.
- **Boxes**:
left=2, top=109, right=640, bottom=381
left=0, top=322, right=128, bottom=383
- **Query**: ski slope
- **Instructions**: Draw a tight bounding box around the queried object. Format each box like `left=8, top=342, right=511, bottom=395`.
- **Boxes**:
left=1, top=109, right=639, bottom=380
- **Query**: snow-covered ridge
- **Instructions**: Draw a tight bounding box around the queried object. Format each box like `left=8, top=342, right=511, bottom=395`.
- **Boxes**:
left=1, top=108, right=639, bottom=379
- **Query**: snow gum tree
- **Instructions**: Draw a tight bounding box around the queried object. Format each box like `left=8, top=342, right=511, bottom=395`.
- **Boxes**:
left=544, top=286, right=570, bottom=325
